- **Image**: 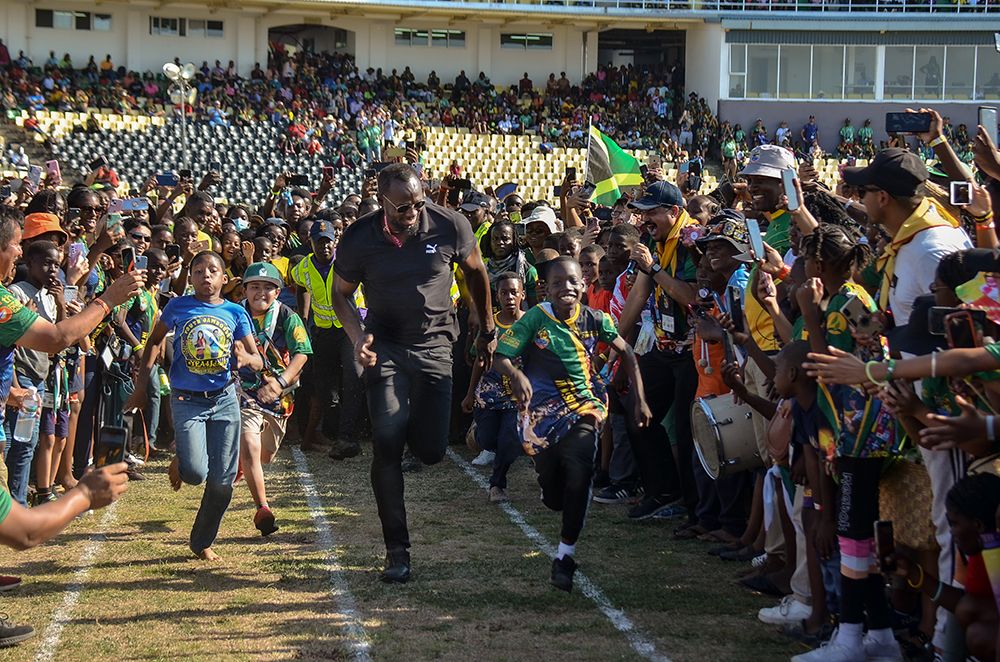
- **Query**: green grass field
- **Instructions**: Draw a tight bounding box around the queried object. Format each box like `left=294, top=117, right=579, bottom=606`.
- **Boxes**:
left=1, top=445, right=805, bottom=661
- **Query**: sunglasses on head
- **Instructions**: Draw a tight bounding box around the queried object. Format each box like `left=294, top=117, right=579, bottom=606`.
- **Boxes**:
left=382, top=195, right=426, bottom=215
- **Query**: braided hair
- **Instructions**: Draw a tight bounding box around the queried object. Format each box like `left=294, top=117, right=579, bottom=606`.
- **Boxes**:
left=945, top=473, right=1000, bottom=532
left=798, top=223, right=874, bottom=278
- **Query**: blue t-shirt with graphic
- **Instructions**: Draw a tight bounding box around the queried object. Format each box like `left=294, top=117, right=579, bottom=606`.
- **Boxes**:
left=160, top=296, right=253, bottom=393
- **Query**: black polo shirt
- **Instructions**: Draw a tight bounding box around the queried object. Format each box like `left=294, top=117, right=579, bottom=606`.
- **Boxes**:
left=334, top=201, right=475, bottom=348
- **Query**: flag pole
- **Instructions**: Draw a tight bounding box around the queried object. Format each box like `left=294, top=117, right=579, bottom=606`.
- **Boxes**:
left=584, top=119, right=593, bottom=184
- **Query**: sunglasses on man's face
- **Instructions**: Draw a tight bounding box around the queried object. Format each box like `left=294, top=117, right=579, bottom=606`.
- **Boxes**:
left=129, top=232, right=151, bottom=242
left=382, top=195, right=426, bottom=215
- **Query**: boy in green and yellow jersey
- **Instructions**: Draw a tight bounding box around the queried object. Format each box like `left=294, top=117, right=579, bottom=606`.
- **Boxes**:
left=494, top=257, right=651, bottom=593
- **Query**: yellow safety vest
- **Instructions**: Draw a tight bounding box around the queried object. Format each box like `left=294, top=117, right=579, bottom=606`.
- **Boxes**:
left=291, top=255, right=344, bottom=329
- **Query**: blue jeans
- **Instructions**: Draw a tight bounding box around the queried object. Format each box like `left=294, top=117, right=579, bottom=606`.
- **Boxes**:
left=172, top=384, right=241, bottom=554
left=472, top=407, right=521, bottom=489
left=4, top=373, right=46, bottom=506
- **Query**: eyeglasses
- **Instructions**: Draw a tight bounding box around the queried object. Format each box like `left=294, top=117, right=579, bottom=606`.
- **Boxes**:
left=129, top=232, right=151, bottom=242
left=382, top=195, right=426, bottom=215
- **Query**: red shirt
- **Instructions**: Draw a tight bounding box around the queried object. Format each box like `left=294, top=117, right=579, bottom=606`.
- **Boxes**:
left=586, top=284, right=612, bottom=313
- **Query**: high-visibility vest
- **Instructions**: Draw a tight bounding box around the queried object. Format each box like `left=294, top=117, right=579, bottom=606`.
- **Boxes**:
left=290, top=254, right=365, bottom=329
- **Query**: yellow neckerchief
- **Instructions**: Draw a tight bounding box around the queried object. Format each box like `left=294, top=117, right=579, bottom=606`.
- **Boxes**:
left=876, top=197, right=960, bottom=310
left=656, top=209, right=696, bottom=292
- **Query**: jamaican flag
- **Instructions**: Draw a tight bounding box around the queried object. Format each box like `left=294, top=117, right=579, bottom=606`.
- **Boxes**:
left=587, top=127, right=644, bottom=206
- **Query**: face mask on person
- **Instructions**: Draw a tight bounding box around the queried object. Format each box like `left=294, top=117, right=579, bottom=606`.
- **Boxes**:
left=234, top=217, right=249, bottom=232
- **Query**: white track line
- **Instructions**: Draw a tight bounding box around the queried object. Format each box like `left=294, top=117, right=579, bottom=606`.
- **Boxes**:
left=291, top=447, right=372, bottom=662
left=35, top=504, right=118, bottom=662
left=447, top=448, right=671, bottom=662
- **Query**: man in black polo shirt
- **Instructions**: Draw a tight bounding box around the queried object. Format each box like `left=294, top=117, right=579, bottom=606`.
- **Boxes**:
left=332, top=163, right=495, bottom=583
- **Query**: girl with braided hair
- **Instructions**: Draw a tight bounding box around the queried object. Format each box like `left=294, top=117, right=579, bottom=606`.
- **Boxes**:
left=792, top=223, right=903, bottom=662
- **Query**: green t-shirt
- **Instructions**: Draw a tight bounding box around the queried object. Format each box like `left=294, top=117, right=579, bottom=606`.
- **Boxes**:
left=496, top=302, right=617, bottom=453
left=239, top=303, right=313, bottom=416
left=0, top=283, right=40, bottom=346
left=824, top=282, right=875, bottom=353
left=721, top=139, right=737, bottom=159
left=840, top=125, right=855, bottom=143
left=858, top=126, right=873, bottom=144
left=0, top=486, right=11, bottom=524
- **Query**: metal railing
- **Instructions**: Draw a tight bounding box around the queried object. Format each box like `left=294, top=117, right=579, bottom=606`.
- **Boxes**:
left=443, top=0, right=997, bottom=13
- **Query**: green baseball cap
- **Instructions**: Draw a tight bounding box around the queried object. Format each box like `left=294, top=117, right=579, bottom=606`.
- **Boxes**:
left=243, top=262, right=283, bottom=288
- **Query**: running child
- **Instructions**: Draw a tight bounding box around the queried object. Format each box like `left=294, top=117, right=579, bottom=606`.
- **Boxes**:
left=128, top=251, right=262, bottom=560
left=462, top=272, right=525, bottom=503
left=493, top=257, right=652, bottom=592
left=238, top=262, right=312, bottom=536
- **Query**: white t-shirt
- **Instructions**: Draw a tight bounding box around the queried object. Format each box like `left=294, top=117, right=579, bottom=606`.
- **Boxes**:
left=889, top=225, right=971, bottom=325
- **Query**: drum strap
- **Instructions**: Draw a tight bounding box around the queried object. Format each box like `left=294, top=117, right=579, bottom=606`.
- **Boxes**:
left=762, top=464, right=794, bottom=533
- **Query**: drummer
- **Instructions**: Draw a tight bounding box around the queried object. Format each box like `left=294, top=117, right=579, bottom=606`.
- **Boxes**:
left=677, top=214, right=755, bottom=544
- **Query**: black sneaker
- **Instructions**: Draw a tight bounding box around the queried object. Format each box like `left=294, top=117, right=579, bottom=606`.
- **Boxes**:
left=329, top=439, right=362, bottom=461
left=550, top=556, right=577, bottom=593
left=0, top=614, right=35, bottom=648
left=401, top=449, right=422, bottom=473
left=592, top=483, right=639, bottom=504
left=592, top=469, right=611, bottom=490
left=627, top=495, right=680, bottom=521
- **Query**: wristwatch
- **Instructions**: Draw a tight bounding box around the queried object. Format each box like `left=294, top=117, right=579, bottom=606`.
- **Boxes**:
left=649, top=263, right=662, bottom=276
left=480, top=327, right=497, bottom=341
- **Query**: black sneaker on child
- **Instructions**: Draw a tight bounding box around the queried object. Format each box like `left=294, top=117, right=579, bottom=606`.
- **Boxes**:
left=550, top=555, right=577, bottom=593
left=627, top=495, right=679, bottom=520
left=0, top=614, right=35, bottom=648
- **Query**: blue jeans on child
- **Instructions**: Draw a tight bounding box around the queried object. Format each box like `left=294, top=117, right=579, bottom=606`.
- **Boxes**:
left=472, top=407, right=520, bottom=489
left=4, top=373, right=46, bottom=506
left=171, top=384, right=241, bottom=554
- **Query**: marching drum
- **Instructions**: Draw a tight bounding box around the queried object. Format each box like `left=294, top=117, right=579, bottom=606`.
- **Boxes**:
left=691, top=394, right=762, bottom=479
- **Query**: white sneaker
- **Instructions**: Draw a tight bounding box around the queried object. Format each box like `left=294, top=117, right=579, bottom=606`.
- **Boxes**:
left=471, top=450, right=495, bottom=466
left=790, top=629, right=865, bottom=662
left=862, top=632, right=903, bottom=662
left=751, top=553, right=768, bottom=568
left=758, top=595, right=810, bottom=625
left=125, top=453, right=145, bottom=467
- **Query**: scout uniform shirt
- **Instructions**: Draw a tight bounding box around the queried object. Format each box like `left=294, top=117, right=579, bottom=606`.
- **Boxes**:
left=238, top=300, right=313, bottom=417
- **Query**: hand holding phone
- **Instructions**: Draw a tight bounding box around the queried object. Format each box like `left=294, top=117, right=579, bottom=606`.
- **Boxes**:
left=885, top=112, right=933, bottom=135
left=122, top=247, right=136, bottom=273
left=579, top=181, right=597, bottom=200
left=781, top=168, right=800, bottom=212
left=950, top=181, right=972, bottom=206
left=746, top=218, right=766, bottom=261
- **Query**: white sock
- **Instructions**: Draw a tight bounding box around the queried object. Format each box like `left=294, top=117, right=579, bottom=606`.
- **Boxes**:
left=866, top=627, right=896, bottom=645
left=557, top=542, right=575, bottom=560
left=836, top=622, right=863, bottom=648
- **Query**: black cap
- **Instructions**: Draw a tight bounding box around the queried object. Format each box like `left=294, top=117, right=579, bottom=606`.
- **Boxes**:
left=886, top=294, right=946, bottom=356
left=628, top=181, right=684, bottom=211
left=459, top=190, right=489, bottom=212
left=842, top=148, right=928, bottom=197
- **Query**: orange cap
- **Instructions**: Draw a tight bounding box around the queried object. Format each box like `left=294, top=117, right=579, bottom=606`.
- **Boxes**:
left=22, top=212, right=68, bottom=242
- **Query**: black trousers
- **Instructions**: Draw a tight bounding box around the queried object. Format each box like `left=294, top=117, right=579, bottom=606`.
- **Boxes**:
left=533, top=420, right=599, bottom=545
left=306, top=325, right=364, bottom=442
left=625, top=348, right=699, bottom=512
left=364, top=341, right=453, bottom=554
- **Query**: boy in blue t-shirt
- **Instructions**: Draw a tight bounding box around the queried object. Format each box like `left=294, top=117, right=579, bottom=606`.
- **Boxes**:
left=129, top=251, right=262, bottom=560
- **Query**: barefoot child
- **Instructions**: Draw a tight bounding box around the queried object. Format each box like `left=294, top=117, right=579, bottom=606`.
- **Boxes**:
left=238, top=262, right=311, bottom=536
left=462, top=272, right=525, bottom=503
left=129, top=251, right=262, bottom=560
left=494, top=257, right=652, bottom=592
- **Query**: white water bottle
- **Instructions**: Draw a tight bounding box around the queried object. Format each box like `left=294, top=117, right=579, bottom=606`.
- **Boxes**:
left=13, top=386, right=39, bottom=442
